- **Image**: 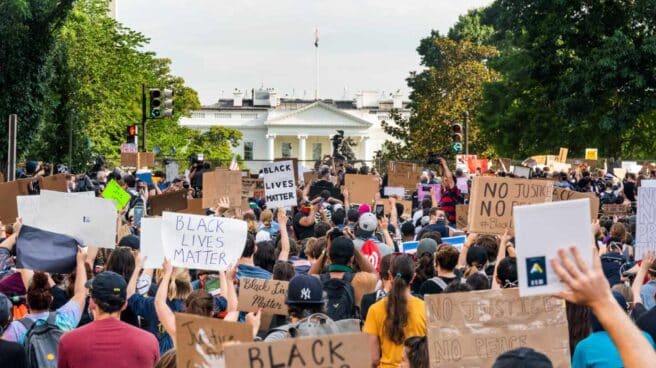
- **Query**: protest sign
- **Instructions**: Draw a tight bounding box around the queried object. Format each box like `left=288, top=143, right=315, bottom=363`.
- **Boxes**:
left=40, top=174, right=68, bottom=192
left=202, top=169, right=242, bottom=209
left=514, top=199, right=593, bottom=297
left=242, top=178, right=264, bottom=198
left=16, top=225, right=79, bottom=274
left=441, top=235, right=466, bottom=250
left=557, top=148, right=568, bottom=163
left=456, top=177, right=469, bottom=194
left=601, top=204, right=631, bottom=216
left=613, top=168, right=627, bottom=182
left=550, top=162, right=571, bottom=173
left=303, top=171, right=317, bottom=186
left=179, top=198, right=206, bottom=215
left=455, top=205, right=468, bottom=230
left=512, top=166, right=531, bottom=179
left=161, top=212, right=247, bottom=271
left=175, top=313, right=252, bottom=368
left=585, top=148, right=598, bottom=160
left=224, top=333, right=371, bottom=368
left=530, top=155, right=547, bottom=166
left=140, top=218, right=164, bottom=269
left=16, top=195, right=40, bottom=226
left=496, top=158, right=511, bottom=173
left=467, top=176, right=553, bottom=235
left=136, top=171, right=153, bottom=186
left=120, top=143, right=137, bottom=153
left=387, top=161, right=421, bottom=191
left=381, top=198, right=412, bottom=217
left=552, top=187, right=599, bottom=220
left=101, top=180, right=131, bottom=210
left=150, top=190, right=188, bottom=216
left=263, top=161, right=297, bottom=208
left=166, top=161, right=179, bottom=181
left=425, top=288, right=569, bottom=368
left=344, top=174, right=379, bottom=204
left=383, top=186, right=406, bottom=197
left=417, top=183, right=441, bottom=203
left=237, top=277, right=289, bottom=315
left=643, top=180, right=656, bottom=188
left=35, top=190, right=117, bottom=248
left=636, top=187, right=656, bottom=259
left=275, top=157, right=299, bottom=184
left=622, top=160, right=641, bottom=174
left=139, top=152, right=156, bottom=167
left=121, top=152, right=138, bottom=167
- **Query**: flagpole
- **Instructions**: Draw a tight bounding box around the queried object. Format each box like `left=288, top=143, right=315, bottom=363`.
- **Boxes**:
left=315, top=28, right=319, bottom=101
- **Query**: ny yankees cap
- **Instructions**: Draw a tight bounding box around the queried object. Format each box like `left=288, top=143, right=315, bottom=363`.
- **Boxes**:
left=285, top=274, right=324, bottom=305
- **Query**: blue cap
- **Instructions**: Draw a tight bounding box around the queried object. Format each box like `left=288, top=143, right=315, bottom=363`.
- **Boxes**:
left=286, top=274, right=324, bottom=305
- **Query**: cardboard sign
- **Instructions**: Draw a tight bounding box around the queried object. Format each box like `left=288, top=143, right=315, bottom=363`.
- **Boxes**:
left=303, top=171, right=318, bottom=186
left=263, top=161, right=297, bottom=208
left=121, top=152, right=138, bottom=167
left=161, top=212, right=248, bottom=271
left=150, top=190, right=188, bottom=216
left=455, top=204, right=468, bottom=230
left=467, top=176, right=553, bottom=235
left=636, top=187, right=656, bottom=259
left=585, top=148, right=598, bottom=160
left=383, top=186, right=406, bottom=197
left=202, top=169, right=242, bottom=209
left=237, top=277, right=289, bottom=315
left=513, top=166, right=531, bottom=178
left=467, top=158, right=489, bottom=174
left=496, top=158, right=512, bottom=173
left=381, top=198, right=412, bottom=217
left=179, top=198, right=206, bottom=215
left=175, top=313, right=252, bottom=368
left=140, top=152, right=156, bottom=167
left=601, top=204, right=631, bottom=216
left=387, top=161, right=421, bottom=191
left=242, top=178, right=264, bottom=198
left=17, top=225, right=78, bottom=273
left=101, top=180, right=131, bottom=210
left=16, top=195, right=41, bottom=227
left=552, top=187, right=599, bottom=220
left=425, top=289, right=569, bottom=368
left=613, top=168, right=627, bottom=181
left=40, top=174, right=68, bottom=192
left=344, top=174, right=379, bottom=204
left=514, top=199, right=593, bottom=296
left=417, top=183, right=441, bottom=203
left=558, top=148, right=568, bottom=163
left=224, top=333, right=371, bottom=368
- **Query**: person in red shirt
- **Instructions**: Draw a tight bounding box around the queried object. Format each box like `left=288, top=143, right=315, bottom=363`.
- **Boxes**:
left=57, top=271, right=159, bottom=368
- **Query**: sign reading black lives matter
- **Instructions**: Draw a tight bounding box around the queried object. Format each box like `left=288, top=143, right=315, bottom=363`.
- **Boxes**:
left=263, top=160, right=297, bottom=208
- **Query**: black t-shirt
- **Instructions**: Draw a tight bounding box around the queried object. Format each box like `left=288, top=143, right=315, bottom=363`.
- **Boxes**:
left=293, top=212, right=315, bottom=241
left=0, top=339, right=27, bottom=368
left=624, top=181, right=637, bottom=202
left=418, top=276, right=458, bottom=296
left=637, top=304, right=656, bottom=344
left=418, top=223, right=449, bottom=239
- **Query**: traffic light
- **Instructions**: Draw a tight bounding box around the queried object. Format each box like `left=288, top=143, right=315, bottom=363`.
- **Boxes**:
left=127, top=125, right=137, bottom=144
left=161, top=89, right=174, bottom=117
left=452, top=122, right=463, bottom=153
left=149, top=88, right=162, bottom=118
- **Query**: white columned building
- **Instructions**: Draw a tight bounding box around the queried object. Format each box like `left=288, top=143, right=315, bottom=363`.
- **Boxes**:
left=179, top=88, right=411, bottom=172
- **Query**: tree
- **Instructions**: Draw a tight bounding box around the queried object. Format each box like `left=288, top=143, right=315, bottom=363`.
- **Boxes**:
left=381, top=36, right=499, bottom=161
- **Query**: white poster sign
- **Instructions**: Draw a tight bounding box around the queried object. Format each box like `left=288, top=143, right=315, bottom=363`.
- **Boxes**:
left=263, top=160, right=297, bottom=208
left=642, top=180, right=656, bottom=188
left=383, top=186, right=405, bottom=197
left=161, top=212, right=248, bottom=271
left=17, top=196, right=40, bottom=226
left=636, top=187, right=656, bottom=259
left=141, top=218, right=164, bottom=269
left=165, top=161, right=180, bottom=182
left=514, top=199, right=593, bottom=297
left=513, top=166, right=531, bottom=179
left=35, top=190, right=117, bottom=248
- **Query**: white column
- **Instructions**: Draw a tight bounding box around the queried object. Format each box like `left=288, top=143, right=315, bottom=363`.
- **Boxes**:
left=361, top=136, right=371, bottom=162
left=266, top=134, right=276, bottom=162
left=298, top=135, right=307, bottom=164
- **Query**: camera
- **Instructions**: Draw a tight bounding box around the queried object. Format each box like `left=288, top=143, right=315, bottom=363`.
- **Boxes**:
left=426, top=153, right=443, bottom=166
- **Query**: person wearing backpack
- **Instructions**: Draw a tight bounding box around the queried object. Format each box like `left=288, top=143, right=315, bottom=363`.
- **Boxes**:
left=0, top=292, right=26, bottom=368
left=309, top=235, right=377, bottom=321
left=264, top=274, right=360, bottom=341
left=418, top=245, right=460, bottom=295
left=2, top=249, right=87, bottom=368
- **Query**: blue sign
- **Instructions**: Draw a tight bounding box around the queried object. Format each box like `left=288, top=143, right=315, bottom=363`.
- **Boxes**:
left=453, top=142, right=463, bottom=152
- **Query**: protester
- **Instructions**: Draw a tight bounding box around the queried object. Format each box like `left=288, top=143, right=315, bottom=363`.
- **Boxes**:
left=0, top=292, right=26, bottom=368
left=361, top=254, right=394, bottom=321
left=492, top=347, right=553, bottom=368
left=400, top=336, right=429, bottom=368
left=419, top=244, right=459, bottom=295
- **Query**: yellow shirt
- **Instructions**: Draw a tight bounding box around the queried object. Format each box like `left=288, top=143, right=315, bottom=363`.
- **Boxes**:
left=363, top=296, right=427, bottom=368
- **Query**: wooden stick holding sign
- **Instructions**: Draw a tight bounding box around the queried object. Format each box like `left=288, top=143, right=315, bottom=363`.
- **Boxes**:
left=263, top=160, right=297, bottom=208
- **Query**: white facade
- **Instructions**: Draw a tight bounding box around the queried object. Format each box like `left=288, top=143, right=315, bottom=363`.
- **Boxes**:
left=179, top=89, right=410, bottom=172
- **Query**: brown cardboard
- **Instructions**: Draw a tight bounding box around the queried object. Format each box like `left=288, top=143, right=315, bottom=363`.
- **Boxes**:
left=425, top=288, right=569, bottom=368
left=496, top=158, right=511, bottom=173
left=467, top=176, right=553, bottom=235
left=0, top=181, right=21, bottom=224
left=0, top=171, right=4, bottom=183
left=179, top=198, right=206, bottom=215
left=601, top=204, right=631, bottom=216
left=558, top=148, right=568, bottom=163
left=139, top=152, right=156, bottom=168
left=242, top=178, right=264, bottom=198
left=40, top=174, right=68, bottom=192
left=552, top=187, right=599, bottom=220
left=455, top=204, right=469, bottom=230
left=175, top=313, right=253, bottom=368
left=202, top=169, right=242, bottom=209
left=303, top=171, right=318, bottom=186
left=224, top=333, right=372, bottom=368
left=121, top=152, right=138, bottom=167
left=387, top=161, right=422, bottom=191
left=344, top=174, right=379, bottom=205
left=150, top=190, right=188, bottom=216
left=381, top=198, right=412, bottom=217
left=237, top=277, right=289, bottom=315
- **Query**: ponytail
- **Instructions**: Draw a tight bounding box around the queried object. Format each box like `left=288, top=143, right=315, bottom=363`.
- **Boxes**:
left=384, top=254, right=414, bottom=345
left=464, top=263, right=481, bottom=278
left=27, top=272, right=53, bottom=311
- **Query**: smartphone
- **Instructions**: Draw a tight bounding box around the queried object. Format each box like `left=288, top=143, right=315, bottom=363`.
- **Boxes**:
left=422, top=186, right=431, bottom=191
left=375, top=204, right=385, bottom=219
left=133, top=206, right=144, bottom=228
left=203, top=275, right=221, bottom=295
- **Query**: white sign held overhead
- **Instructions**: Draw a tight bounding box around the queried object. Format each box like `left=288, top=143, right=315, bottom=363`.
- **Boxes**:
left=514, top=199, right=593, bottom=297
left=140, top=218, right=164, bottom=269
left=35, top=190, right=117, bottom=248
left=383, top=186, right=405, bottom=197
left=262, top=160, right=297, bottom=208
left=636, top=187, right=656, bottom=259
left=161, top=212, right=248, bottom=271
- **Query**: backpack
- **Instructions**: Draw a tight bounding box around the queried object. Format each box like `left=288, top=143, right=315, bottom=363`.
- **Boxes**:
left=320, top=272, right=357, bottom=321
left=266, top=313, right=360, bottom=339
left=427, top=276, right=449, bottom=291
left=19, top=313, right=63, bottom=368
left=600, top=191, right=620, bottom=205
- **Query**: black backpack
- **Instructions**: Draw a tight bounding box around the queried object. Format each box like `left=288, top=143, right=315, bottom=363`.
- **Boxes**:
left=19, top=313, right=63, bottom=368
left=320, top=272, right=358, bottom=321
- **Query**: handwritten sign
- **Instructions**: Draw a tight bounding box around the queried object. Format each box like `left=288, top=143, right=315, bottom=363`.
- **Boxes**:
left=224, top=333, right=371, bottom=368
left=383, top=186, right=406, bottom=197
left=101, top=180, right=131, bottom=209
left=552, top=187, right=599, bottom=221
left=467, top=176, right=553, bottom=235
left=636, top=187, right=656, bottom=259
left=202, top=169, right=242, bottom=209
left=512, top=166, right=531, bottom=178
left=388, top=161, right=422, bottom=191
left=455, top=204, right=468, bottom=230
left=425, top=289, right=569, bottom=368
left=263, top=160, right=297, bottom=208
left=161, top=212, right=247, bottom=271
left=175, top=313, right=252, bottom=368
left=237, top=277, right=289, bottom=315
left=344, top=174, right=379, bottom=205
left=601, top=204, right=631, bottom=216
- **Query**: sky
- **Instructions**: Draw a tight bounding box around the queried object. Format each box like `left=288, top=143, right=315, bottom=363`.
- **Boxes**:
left=117, top=0, right=493, bottom=105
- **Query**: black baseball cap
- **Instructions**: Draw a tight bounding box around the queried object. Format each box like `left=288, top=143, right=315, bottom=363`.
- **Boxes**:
left=329, top=236, right=354, bottom=265
left=118, top=234, right=140, bottom=251
left=286, top=274, right=324, bottom=305
left=88, top=271, right=127, bottom=309
left=492, top=347, right=553, bottom=368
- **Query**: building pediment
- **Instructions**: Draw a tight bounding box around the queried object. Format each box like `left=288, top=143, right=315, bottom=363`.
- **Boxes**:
left=265, top=101, right=372, bottom=127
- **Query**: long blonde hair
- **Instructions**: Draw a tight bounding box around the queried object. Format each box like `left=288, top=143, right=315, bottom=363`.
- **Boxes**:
left=156, top=268, right=192, bottom=300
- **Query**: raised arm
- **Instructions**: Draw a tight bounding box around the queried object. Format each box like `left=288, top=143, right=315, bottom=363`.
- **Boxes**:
left=127, top=253, right=145, bottom=300
left=458, top=233, right=477, bottom=269
left=155, top=258, right=177, bottom=344
left=298, top=205, right=316, bottom=227
left=632, top=252, right=655, bottom=306
left=222, top=264, right=239, bottom=322
left=491, top=230, right=510, bottom=289
left=71, top=247, right=89, bottom=310
left=277, top=210, right=290, bottom=261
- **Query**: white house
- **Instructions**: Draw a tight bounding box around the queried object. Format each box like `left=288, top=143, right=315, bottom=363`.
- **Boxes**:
left=179, top=88, right=411, bottom=172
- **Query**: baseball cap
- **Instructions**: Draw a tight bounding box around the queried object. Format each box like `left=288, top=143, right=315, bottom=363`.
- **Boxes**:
left=358, top=212, right=377, bottom=232
left=286, top=274, right=324, bottom=304
left=88, top=271, right=127, bottom=309
left=492, top=347, right=553, bottom=368
left=358, top=203, right=371, bottom=216
left=329, top=236, right=355, bottom=265
left=417, top=238, right=438, bottom=257
left=118, top=234, right=140, bottom=251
